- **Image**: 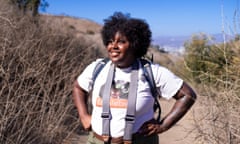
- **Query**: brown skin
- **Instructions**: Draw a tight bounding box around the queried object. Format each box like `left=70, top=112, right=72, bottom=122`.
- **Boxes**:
left=107, top=32, right=136, bottom=68
left=72, top=81, right=91, bottom=130
left=138, top=82, right=196, bottom=135
left=72, top=31, right=197, bottom=134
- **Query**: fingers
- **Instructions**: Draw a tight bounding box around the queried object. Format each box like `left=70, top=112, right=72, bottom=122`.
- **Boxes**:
left=80, top=114, right=92, bottom=131
left=82, top=122, right=91, bottom=131
left=84, top=125, right=92, bottom=131
left=139, top=120, right=160, bottom=136
left=146, top=124, right=159, bottom=136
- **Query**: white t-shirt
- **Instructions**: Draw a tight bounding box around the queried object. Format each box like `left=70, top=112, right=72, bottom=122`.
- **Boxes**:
left=77, top=58, right=183, bottom=137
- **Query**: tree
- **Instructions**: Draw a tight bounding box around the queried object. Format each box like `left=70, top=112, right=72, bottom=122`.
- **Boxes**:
left=184, top=33, right=233, bottom=84
left=9, top=0, right=48, bottom=16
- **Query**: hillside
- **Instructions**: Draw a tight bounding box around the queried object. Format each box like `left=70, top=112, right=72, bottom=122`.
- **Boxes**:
left=40, top=14, right=184, bottom=71
left=41, top=14, right=107, bottom=57
left=41, top=14, right=102, bottom=35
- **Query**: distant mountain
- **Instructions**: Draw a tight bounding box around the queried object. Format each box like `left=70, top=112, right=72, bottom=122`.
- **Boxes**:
left=210, top=33, right=234, bottom=43
left=152, top=33, right=234, bottom=53
left=152, top=35, right=190, bottom=53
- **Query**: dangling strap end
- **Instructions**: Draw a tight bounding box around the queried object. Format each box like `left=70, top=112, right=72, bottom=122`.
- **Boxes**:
left=123, top=140, right=132, bottom=144
left=102, top=134, right=110, bottom=143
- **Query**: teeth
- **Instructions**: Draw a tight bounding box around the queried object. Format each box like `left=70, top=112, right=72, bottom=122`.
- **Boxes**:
left=111, top=52, right=119, bottom=56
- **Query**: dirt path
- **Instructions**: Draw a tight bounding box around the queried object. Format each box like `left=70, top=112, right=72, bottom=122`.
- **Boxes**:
left=158, top=99, right=197, bottom=144
left=64, top=99, right=199, bottom=144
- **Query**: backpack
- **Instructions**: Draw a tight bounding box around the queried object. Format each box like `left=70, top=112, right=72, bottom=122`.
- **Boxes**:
left=91, top=58, right=161, bottom=121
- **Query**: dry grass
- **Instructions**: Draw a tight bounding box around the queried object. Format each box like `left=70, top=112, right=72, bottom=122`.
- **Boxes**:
left=0, top=1, right=103, bottom=143
left=187, top=39, right=240, bottom=144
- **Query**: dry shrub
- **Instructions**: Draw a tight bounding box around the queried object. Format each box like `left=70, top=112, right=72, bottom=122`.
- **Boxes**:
left=193, top=83, right=240, bottom=144
left=0, top=1, right=102, bottom=143
left=188, top=39, right=240, bottom=144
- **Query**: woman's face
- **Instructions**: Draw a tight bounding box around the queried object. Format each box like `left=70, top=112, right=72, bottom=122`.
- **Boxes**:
left=107, top=32, right=136, bottom=68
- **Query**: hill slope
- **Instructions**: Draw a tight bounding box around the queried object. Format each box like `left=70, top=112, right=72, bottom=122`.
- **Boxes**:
left=41, top=14, right=185, bottom=68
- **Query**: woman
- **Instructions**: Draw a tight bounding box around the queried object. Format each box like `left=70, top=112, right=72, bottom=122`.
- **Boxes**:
left=73, top=12, right=197, bottom=144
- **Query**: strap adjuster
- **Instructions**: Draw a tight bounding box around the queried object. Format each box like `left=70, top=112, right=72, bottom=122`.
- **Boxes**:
left=125, top=114, right=135, bottom=122
left=101, top=112, right=110, bottom=119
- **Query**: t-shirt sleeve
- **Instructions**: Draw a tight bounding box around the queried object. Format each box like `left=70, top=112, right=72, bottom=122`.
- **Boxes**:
left=77, top=59, right=103, bottom=92
left=153, top=64, right=183, bottom=100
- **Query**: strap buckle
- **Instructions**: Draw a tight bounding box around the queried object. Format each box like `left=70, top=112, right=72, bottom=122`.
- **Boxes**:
left=101, top=112, right=111, bottom=119
left=125, top=114, right=135, bottom=123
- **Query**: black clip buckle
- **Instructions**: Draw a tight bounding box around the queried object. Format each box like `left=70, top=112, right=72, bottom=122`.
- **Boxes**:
left=125, top=114, right=135, bottom=123
left=101, top=112, right=110, bottom=119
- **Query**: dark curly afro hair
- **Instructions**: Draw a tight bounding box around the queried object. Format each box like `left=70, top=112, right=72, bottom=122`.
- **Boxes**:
left=101, top=12, right=152, bottom=58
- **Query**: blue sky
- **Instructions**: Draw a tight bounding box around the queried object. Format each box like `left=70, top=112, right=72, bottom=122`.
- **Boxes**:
left=41, top=0, right=238, bottom=38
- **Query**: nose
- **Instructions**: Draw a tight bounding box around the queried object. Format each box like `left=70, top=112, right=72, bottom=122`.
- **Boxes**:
left=110, top=40, right=118, bottom=48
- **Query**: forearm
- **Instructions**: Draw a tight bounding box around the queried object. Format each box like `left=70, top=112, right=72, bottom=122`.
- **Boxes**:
left=160, top=94, right=195, bottom=132
left=72, top=80, right=91, bottom=130
left=72, top=81, right=89, bottom=117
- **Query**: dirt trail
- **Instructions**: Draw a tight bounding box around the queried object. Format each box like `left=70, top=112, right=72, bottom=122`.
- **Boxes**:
left=158, top=99, right=197, bottom=144
left=65, top=99, right=199, bottom=144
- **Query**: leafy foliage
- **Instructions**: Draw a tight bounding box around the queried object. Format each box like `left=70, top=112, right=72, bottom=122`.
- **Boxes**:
left=184, top=33, right=234, bottom=85
left=8, top=0, right=48, bottom=16
left=184, top=33, right=240, bottom=143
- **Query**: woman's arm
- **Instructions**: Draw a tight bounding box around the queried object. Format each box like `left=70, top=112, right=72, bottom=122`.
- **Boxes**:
left=157, top=82, right=196, bottom=132
left=139, top=82, right=196, bottom=135
left=72, top=80, right=91, bottom=130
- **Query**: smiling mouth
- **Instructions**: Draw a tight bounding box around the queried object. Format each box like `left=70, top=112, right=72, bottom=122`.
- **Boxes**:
left=110, top=51, right=120, bottom=57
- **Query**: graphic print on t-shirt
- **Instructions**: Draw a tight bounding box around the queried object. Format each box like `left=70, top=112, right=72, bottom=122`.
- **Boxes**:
left=96, top=80, right=129, bottom=108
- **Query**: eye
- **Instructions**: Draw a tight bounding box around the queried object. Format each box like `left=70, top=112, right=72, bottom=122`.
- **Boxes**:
left=107, top=39, right=114, bottom=45
left=117, top=39, right=126, bottom=44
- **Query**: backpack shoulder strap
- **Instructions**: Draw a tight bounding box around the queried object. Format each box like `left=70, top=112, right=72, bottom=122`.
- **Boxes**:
left=140, top=58, right=161, bottom=121
left=92, top=58, right=109, bottom=87
left=140, top=58, right=158, bottom=97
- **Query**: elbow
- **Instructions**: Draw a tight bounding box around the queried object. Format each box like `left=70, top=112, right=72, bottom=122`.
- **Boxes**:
left=188, top=89, right=197, bottom=102
left=182, top=82, right=197, bottom=102
left=185, top=91, right=197, bottom=108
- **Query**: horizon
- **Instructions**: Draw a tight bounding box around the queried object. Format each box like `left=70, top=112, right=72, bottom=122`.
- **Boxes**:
left=41, top=0, right=238, bottom=38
